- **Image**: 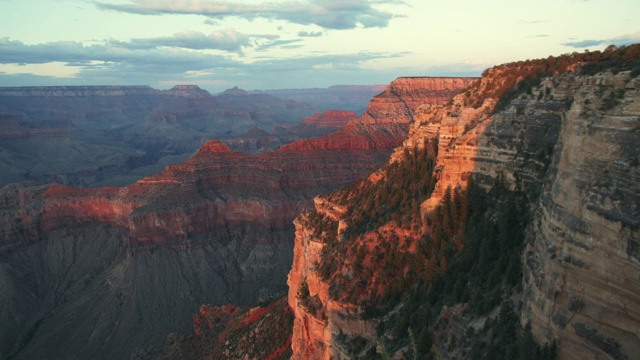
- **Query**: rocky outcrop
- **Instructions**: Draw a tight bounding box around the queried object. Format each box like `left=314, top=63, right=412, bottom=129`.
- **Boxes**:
left=360, top=77, right=477, bottom=125
left=218, top=127, right=283, bottom=153
left=287, top=57, right=640, bottom=359
left=219, top=110, right=359, bottom=154
left=138, top=296, right=294, bottom=360
left=288, top=206, right=376, bottom=360
left=165, top=85, right=211, bottom=98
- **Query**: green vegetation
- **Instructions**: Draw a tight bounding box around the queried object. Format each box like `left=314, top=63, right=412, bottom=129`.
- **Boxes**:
left=316, top=158, right=553, bottom=358
left=309, top=46, right=640, bottom=358
left=430, top=177, right=528, bottom=314
left=316, top=138, right=439, bottom=303
left=150, top=295, right=293, bottom=360
left=579, top=44, right=640, bottom=76
left=330, top=137, right=438, bottom=238
left=373, top=179, right=553, bottom=359
left=466, top=44, right=640, bottom=111
left=303, top=209, right=338, bottom=241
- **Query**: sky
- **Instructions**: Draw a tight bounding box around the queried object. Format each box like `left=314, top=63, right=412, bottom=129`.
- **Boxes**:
left=0, top=0, right=639, bottom=93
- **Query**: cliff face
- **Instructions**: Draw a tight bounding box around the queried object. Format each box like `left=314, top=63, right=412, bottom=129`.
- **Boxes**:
left=287, top=58, right=640, bottom=359
left=360, top=77, right=477, bottom=125
left=301, top=110, right=358, bottom=129
left=0, top=77, right=471, bottom=359
left=521, top=73, right=640, bottom=359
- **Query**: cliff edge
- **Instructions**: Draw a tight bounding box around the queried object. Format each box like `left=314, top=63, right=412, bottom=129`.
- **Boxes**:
left=287, top=46, right=640, bottom=359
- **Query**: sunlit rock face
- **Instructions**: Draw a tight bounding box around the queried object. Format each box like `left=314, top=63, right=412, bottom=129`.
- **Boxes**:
left=0, top=77, right=471, bottom=359
left=287, top=67, right=640, bottom=359
left=301, top=110, right=359, bottom=129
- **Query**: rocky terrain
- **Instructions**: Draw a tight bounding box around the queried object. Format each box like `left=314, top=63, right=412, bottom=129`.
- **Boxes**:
left=0, top=85, right=319, bottom=187
left=0, top=77, right=472, bottom=359
left=137, top=296, right=294, bottom=360
left=287, top=46, right=640, bottom=359
left=521, top=72, right=640, bottom=359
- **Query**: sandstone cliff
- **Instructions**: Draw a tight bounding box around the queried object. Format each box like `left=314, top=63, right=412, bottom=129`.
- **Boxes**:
left=0, top=77, right=471, bottom=359
left=287, top=47, right=640, bottom=359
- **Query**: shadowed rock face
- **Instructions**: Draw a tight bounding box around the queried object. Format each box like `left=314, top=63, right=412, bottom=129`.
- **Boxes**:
left=521, top=73, right=640, bottom=360
left=0, top=77, right=471, bottom=359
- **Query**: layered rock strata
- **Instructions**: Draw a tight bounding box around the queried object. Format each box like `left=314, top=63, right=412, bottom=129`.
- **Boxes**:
left=301, top=110, right=358, bottom=129
left=287, top=68, right=640, bottom=359
left=521, top=73, right=640, bottom=359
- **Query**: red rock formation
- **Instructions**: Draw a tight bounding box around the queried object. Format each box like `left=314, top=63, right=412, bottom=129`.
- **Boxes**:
left=146, top=296, right=294, bottom=360
left=1, top=77, right=474, bottom=255
left=360, top=77, right=477, bottom=125
left=287, top=54, right=640, bottom=360
left=301, top=110, right=357, bottom=128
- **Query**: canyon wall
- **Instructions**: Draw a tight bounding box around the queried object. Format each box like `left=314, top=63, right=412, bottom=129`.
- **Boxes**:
left=287, top=64, right=640, bottom=359
left=521, top=73, right=640, bottom=359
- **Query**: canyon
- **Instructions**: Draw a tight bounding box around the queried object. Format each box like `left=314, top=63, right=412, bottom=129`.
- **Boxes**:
left=0, top=84, right=324, bottom=187
left=0, top=77, right=473, bottom=359
left=287, top=48, right=640, bottom=359
left=4, top=47, right=639, bottom=360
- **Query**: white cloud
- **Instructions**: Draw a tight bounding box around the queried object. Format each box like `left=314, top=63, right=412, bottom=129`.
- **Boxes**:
left=0, top=61, right=80, bottom=78
left=96, top=0, right=401, bottom=30
left=562, top=31, right=640, bottom=48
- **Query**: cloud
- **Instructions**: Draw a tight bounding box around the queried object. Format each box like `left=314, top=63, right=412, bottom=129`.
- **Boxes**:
left=298, top=31, right=323, bottom=37
left=610, top=32, right=640, bottom=45
left=562, top=39, right=604, bottom=48
left=113, top=29, right=257, bottom=52
left=0, top=37, right=238, bottom=70
left=562, top=31, right=640, bottom=48
left=96, top=0, right=400, bottom=29
left=0, top=36, right=404, bottom=91
left=254, top=39, right=304, bottom=51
